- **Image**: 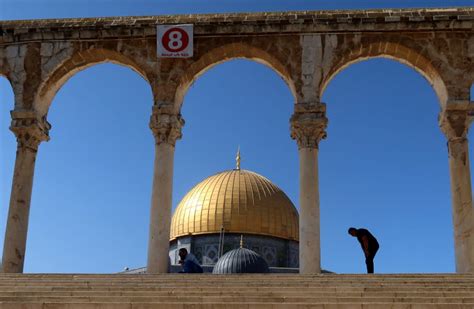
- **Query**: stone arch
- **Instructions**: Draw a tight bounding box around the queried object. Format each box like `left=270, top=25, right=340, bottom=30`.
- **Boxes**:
left=35, top=48, right=153, bottom=116
left=321, top=40, right=448, bottom=107
left=173, top=42, right=298, bottom=111
left=0, top=75, right=17, bottom=255
left=0, top=73, right=16, bottom=125
left=0, top=72, right=21, bottom=110
left=0, top=73, right=14, bottom=98
left=28, top=61, right=153, bottom=273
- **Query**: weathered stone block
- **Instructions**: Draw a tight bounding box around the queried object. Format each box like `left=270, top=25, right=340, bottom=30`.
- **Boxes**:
left=40, top=43, right=53, bottom=57
left=5, top=45, right=18, bottom=58
left=385, top=16, right=401, bottom=22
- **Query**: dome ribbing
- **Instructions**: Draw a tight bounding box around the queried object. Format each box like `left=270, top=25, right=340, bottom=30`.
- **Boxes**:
left=212, top=247, right=270, bottom=274
left=170, top=169, right=299, bottom=241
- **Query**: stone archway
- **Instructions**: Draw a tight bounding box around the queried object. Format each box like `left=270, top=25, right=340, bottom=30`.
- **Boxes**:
left=174, top=42, right=298, bottom=110
left=320, top=38, right=448, bottom=107
left=1, top=8, right=473, bottom=274
left=1, top=45, right=156, bottom=273
left=320, top=57, right=455, bottom=272
left=316, top=35, right=473, bottom=273
left=32, top=63, right=153, bottom=273
left=153, top=36, right=302, bottom=112
left=0, top=75, right=17, bottom=273
left=148, top=39, right=301, bottom=273
left=35, top=47, right=155, bottom=117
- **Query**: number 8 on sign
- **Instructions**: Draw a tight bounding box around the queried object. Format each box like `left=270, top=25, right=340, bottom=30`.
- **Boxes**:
left=157, top=24, right=193, bottom=58
left=162, top=28, right=189, bottom=52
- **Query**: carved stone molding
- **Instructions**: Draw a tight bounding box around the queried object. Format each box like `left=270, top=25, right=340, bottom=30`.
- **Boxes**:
left=149, top=105, right=185, bottom=146
left=290, top=103, right=328, bottom=149
left=10, top=110, right=51, bottom=151
left=439, top=102, right=474, bottom=142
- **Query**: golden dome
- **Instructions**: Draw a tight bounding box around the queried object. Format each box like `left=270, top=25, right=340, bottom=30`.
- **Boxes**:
left=170, top=169, right=299, bottom=241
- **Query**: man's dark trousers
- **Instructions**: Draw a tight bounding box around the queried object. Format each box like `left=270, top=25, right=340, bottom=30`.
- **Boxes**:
left=365, top=247, right=378, bottom=274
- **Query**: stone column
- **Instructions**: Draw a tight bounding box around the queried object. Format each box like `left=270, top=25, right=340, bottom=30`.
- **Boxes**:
left=439, top=104, right=474, bottom=273
left=290, top=103, right=328, bottom=274
left=2, top=110, right=50, bottom=273
left=147, top=105, right=184, bottom=274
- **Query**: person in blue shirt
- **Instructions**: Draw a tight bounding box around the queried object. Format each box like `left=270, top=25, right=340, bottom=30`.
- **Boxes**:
left=178, top=248, right=203, bottom=273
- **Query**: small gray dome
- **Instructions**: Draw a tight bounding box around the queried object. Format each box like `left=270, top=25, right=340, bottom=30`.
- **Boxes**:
left=212, top=247, right=270, bottom=274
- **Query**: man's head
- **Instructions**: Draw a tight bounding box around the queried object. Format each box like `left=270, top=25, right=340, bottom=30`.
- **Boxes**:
left=178, top=248, right=188, bottom=260
left=348, top=227, right=357, bottom=237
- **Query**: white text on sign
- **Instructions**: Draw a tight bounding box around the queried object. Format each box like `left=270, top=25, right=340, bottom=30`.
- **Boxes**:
left=157, top=24, right=193, bottom=58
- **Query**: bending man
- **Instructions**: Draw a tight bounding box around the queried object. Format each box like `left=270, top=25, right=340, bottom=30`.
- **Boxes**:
left=348, top=227, right=379, bottom=273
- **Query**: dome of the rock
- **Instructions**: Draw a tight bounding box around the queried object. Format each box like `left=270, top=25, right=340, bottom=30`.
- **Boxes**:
left=170, top=169, right=299, bottom=241
left=212, top=247, right=270, bottom=274
left=169, top=166, right=300, bottom=269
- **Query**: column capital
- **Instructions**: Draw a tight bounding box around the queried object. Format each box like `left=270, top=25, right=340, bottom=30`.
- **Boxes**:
left=290, top=103, right=328, bottom=149
left=149, top=105, right=185, bottom=146
left=10, top=110, right=50, bottom=151
left=439, top=102, right=474, bottom=142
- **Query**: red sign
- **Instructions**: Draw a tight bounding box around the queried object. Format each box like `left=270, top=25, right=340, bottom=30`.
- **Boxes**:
left=157, top=25, right=193, bottom=58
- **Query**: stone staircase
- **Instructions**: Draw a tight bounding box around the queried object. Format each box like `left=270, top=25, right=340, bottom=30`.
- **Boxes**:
left=0, top=273, right=473, bottom=308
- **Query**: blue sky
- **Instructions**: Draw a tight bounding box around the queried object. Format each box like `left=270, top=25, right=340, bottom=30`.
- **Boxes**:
left=1, top=1, right=473, bottom=274
left=1, top=0, right=474, bottom=19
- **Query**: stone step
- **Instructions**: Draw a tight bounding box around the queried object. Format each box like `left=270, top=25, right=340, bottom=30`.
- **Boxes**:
left=0, top=295, right=474, bottom=307
left=1, top=284, right=472, bottom=288
left=1, top=295, right=473, bottom=303
left=2, top=302, right=474, bottom=309
left=1, top=278, right=473, bottom=284
left=1, top=274, right=472, bottom=308
left=3, top=283, right=473, bottom=290
left=1, top=283, right=473, bottom=289
left=1, top=285, right=473, bottom=292
left=4, top=277, right=468, bottom=282
left=0, top=276, right=471, bottom=280
left=1, top=273, right=471, bottom=277
left=0, top=273, right=468, bottom=276
left=1, top=290, right=474, bottom=298
left=1, top=275, right=473, bottom=281
left=2, top=290, right=474, bottom=298
left=0, top=280, right=474, bottom=288
left=1, top=284, right=473, bottom=290
left=1, top=281, right=472, bottom=287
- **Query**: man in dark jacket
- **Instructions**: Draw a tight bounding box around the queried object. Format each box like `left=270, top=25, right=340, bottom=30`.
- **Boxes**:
left=348, top=227, right=379, bottom=273
left=178, top=248, right=203, bottom=273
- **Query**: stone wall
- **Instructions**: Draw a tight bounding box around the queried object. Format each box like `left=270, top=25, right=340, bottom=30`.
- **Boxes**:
left=170, top=233, right=299, bottom=268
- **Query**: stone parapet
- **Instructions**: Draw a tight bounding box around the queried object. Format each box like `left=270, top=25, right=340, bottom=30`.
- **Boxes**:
left=0, top=8, right=473, bottom=43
